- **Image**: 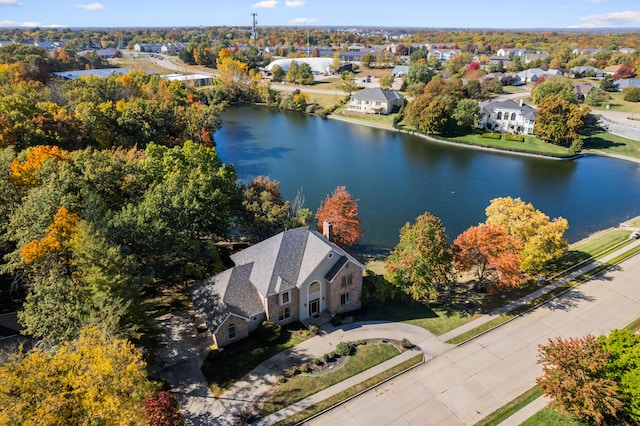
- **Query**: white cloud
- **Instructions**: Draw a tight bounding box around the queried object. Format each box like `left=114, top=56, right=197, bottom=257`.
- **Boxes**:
left=252, top=0, right=278, bottom=8
left=75, top=2, right=104, bottom=10
left=0, top=20, right=41, bottom=27
left=569, top=10, right=640, bottom=28
left=285, top=0, right=306, bottom=7
left=0, top=0, right=23, bottom=6
left=290, top=17, right=316, bottom=24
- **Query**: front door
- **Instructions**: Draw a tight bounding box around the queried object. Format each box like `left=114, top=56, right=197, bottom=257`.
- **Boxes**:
left=309, top=299, right=320, bottom=317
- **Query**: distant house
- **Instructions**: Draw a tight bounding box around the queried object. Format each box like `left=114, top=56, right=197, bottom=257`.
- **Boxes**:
left=615, top=78, right=640, bottom=91
left=603, top=65, right=625, bottom=76
left=523, top=52, right=550, bottom=64
left=0, top=40, right=15, bottom=48
left=496, top=48, right=528, bottom=57
left=391, top=65, right=410, bottom=77
left=478, top=99, right=536, bottom=135
left=516, top=68, right=562, bottom=83
left=190, top=226, right=365, bottom=348
left=619, top=47, right=636, bottom=54
left=570, top=66, right=604, bottom=78
left=347, top=87, right=404, bottom=115
left=52, top=68, right=134, bottom=80
left=573, top=82, right=594, bottom=101
left=571, top=48, right=606, bottom=56
left=428, top=48, right=460, bottom=63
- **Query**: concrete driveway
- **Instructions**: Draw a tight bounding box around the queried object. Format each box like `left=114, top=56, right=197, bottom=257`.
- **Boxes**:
left=308, top=254, right=640, bottom=425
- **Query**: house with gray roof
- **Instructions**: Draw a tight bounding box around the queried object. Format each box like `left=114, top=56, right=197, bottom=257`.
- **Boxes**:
left=615, top=78, right=640, bottom=91
left=190, top=226, right=365, bottom=348
left=478, top=99, right=536, bottom=135
left=347, top=87, right=404, bottom=115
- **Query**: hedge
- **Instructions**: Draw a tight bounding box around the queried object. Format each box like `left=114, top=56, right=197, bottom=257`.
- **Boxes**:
left=481, top=132, right=502, bottom=140
left=504, top=134, right=524, bottom=142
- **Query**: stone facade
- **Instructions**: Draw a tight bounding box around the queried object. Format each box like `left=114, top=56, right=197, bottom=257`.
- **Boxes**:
left=326, top=261, right=363, bottom=315
left=213, top=314, right=249, bottom=348
left=265, top=288, right=299, bottom=326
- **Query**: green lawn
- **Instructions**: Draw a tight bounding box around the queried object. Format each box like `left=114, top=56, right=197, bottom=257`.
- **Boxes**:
left=475, top=385, right=543, bottom=426
left=302, top=92, right=345, bottom=110
left=590, top=91, right=640, bottom=114
left=259, top=342, right=400, bottom=417
left=627, top=217, right=640, bottom=227
left=275, top=353, right=423, bottom=426
left=582, top=128, right=640, bottom=159
left=521, top=407, right=585, bottom=425
left=445, top=133, right=574, bottom=157
left=201, top=327, right=308, bottom=397
left=333, top=105, right=397, bottom=127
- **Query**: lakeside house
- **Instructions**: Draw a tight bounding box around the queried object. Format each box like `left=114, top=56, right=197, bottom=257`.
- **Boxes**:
left=477, top=99, right=536, bottom=135
left=189, top=225, right=365, bottom=348
left=346, top=87, right=404, bottom=115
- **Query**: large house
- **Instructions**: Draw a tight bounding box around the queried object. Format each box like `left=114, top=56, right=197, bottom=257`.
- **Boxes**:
left=190, top=225, right=365, bottom=348
left=346, top=87, right=404, bottom=115
left=477, top=99, right=536, bottom=135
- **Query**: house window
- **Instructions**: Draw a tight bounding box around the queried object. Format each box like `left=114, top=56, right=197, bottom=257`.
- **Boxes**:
left=511, top=112, right=516, bottom=120
left=497, top=112, right=502, bottom=120
left=278, top=307, right=291, bottom=321
left=341, top=274, right=353, bottom=288
left=280, top=291, right=290, bottom=306
left=228, top=323, right=236, bottom=339
left=341, top=292, right=351, bottom=305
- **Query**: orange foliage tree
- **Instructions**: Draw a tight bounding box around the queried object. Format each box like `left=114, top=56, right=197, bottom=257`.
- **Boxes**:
left=315, top=186, right=363, bottom=248
left=20, top=206, right=80, bottom=264
left=9, top=145, right=67, bottom=186
left=453, top=223, right=523, bottom=293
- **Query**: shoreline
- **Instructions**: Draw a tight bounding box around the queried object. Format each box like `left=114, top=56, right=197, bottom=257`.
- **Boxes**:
left=327, top=114, right=640, bottom=164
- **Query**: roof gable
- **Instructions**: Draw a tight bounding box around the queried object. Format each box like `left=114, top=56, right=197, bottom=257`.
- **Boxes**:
left=352, top=87, right=403, bottom=103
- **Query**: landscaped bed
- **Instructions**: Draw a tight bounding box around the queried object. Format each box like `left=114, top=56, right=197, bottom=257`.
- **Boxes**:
left=257, top=339, right=405, bottom=418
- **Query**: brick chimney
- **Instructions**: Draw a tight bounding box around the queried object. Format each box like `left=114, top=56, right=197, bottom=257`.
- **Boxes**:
left=322, top=221, right=333, bottom=241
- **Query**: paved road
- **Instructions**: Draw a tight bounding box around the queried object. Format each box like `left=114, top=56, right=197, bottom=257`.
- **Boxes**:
left=309, top=253, right=640, bottom=425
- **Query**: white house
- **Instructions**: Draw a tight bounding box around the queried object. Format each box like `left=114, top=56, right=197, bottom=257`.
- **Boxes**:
left=497, top=48, right=528, bottom=57
left=478, top=99, right=536, bottom=135
left=346, top=88, right=404, bottom=115
left=428, top=49, right=460, bottom=63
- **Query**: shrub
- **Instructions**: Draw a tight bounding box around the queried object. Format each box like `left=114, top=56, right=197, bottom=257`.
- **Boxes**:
left=313, top=358, right=322, bottom=366
left=481, top=132, right=502, bottom=140
left=335, top=341, right=353, bottom=357
left=401, top=338, right=413, bottom=349
left=623, top=87, right=640, bottom=102
left=504, top=134, right=524, bottom=142
left=322, top=353, right=330, bottom=363
left=308, top=324, right=319, bottom=336
left=303, top=363, right=312, bottom=373
left=256, top=321, right=281, bottom=343
left=278, top=376, right=288, bottom=384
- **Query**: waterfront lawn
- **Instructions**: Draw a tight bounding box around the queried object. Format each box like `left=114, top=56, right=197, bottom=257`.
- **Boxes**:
left=447, top=133, right=574, bottom=157
left=334, top=105, right=397, bottom=127
left=258, top=342, right=400, bottom=418
left=582, top=127, right=640, bottom=159
left=302, top=92, right=345, bottom=110
left=201, top=325, right=308, bottom=397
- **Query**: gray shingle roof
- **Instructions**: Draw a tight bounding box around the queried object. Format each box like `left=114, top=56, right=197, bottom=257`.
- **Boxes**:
left=352, top=88, right=404, bottom=103
left=480, top=99, right=536, bottom=121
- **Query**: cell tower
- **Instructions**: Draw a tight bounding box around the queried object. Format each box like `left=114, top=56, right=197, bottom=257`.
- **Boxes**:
left=251, top=13, right=258, bottom=46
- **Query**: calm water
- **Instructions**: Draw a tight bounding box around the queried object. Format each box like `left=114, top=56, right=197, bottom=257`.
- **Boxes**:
left=215, top=105, right=640, bottom=252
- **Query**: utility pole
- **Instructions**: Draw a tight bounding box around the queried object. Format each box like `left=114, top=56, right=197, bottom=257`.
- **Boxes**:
left=251, top=13, right=258, bottom=47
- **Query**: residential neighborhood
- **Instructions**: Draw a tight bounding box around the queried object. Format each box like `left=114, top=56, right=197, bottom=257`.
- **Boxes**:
left=1, top=3, right=640, bottom=425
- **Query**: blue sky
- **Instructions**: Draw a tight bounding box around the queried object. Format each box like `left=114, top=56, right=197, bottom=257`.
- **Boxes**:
left=1, top=0, right=639, bottom=29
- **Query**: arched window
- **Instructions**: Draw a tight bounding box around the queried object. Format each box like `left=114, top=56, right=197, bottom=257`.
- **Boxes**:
left=511, top=112, right=516, bottom=120
left=309, top=282, right=320, bottom=293
left=497, top=112, right=502, bottom=120
left=228, top=323, right=236, bottom=339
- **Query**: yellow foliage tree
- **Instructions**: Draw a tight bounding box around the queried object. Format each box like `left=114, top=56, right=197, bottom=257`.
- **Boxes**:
left=485, top=197, right=568, bottom=273
left=9, top=145, right=68, bottom=186
left=20, top=206, right=80, bottom=264
left=0, top=325, right=152, bottom=425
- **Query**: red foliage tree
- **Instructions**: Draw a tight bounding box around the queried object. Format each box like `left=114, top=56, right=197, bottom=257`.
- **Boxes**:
left=612, top=65, right=636, bottom=81
left=466, top=61, right=480, bottom=74
left=537, top=335, right=623, bottom=425
left=315, top=186, right=363, bottom=248
left=144, top=391, right=184, bottom=426
left=453, top=223, right=522, bottom=293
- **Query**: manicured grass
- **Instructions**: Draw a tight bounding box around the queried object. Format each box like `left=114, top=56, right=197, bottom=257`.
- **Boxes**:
left=333, top=105, right=397, bottom=127
left=590, top=91, right=640, bottom=114
left=259, top=342, right=400, bottom=417
left=583, top=128, right=640, bottom=159
left=475, top=385, right=543, bottom=426
left=521, top=406, right=585, bottom=426
left=446, top=314, right=514, bottom=345
left=274, top=353, right=423, bottom=425
left=627, top=217, right=640, bottom=228
left=500, top=85, right=531, bottom=94
left=303, top=92, right=345, bottom=110
left=201, top=327, right=307, bottom=397
left=446, top=133, right=574, bottom=157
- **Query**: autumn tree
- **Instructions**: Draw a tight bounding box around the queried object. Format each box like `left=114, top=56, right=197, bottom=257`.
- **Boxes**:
left=241, top=176, right=291, bottom=241
left=453, top=223, right=522, bottom=293
left=271, top=64, right=285, bottom=82
left=315, top=186, right=363, bottom=248
left=485, top=197, right=568, bottom=273
left=612, top=65, right=636, bottom=81
left=534, top=95, right=590, bottom=147
left=537, top=335, right=624, bottom=425
left=451, top=98, right=479, bottom=131
left=531, top=77, right=577, bottom=105
left=10, top=145, right=68, bottom=186
left=145, top=391, right=185, bottom=426
left=0, top=324, right=152, bottom=425
left=341, top=71, right=357, bottom=95
left=379, top=74, right=394, bottom=90
left=385, top=212, right=452, bottom=303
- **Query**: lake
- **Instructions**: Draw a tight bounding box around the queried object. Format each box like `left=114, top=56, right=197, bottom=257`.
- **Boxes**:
left=215, top=105, right=640, bottom=252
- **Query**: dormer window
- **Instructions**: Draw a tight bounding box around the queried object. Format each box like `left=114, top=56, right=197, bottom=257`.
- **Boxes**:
left=280, top=291, right=290, bottom=305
